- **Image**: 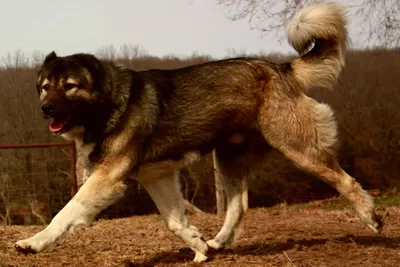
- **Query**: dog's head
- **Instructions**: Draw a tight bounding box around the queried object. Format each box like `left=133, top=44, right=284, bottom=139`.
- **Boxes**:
left=36, top=51, right=103, bottom=135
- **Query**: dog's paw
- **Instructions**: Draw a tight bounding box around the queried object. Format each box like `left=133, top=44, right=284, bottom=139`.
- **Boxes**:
left=14, top=233, right=51, bottom=255
left=206, top=239, right=223, bottom=250
left=367, top=212, right=384, bottom=233
left=14, top=239, right=39, bottom=255
left=193, top=252, right=208, bottom=262
left=357, top=209, right=384, bottom=234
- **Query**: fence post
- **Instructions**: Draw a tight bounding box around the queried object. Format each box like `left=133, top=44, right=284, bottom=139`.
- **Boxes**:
left=213, top=150, right=226, bottom=214
left=71, top=141, right=77, bottom=197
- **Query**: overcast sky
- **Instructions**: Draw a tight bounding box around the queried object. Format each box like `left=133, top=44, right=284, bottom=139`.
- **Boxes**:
left=0, top=0, right=297, bottom=60
left=0, top=0, right=364, bottom=61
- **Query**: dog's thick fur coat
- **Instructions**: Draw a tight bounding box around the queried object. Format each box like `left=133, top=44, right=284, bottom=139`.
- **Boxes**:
left=15, top=3, right=382, bottom=262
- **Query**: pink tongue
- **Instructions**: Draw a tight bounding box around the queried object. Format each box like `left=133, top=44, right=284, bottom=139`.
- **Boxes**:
left=49, top=116, right=70, bottom=132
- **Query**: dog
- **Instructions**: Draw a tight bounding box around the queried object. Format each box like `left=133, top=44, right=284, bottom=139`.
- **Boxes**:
left=15, top=2, right=382, bottom=262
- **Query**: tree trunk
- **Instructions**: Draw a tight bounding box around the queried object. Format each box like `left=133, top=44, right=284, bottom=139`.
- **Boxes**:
left=183, top=199, right=205, bottom=215
left=213, top=150, right=226, bottom=214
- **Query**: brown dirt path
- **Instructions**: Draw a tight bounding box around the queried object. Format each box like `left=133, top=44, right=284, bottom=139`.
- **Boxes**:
left=1, top=207, right=399, bottom=267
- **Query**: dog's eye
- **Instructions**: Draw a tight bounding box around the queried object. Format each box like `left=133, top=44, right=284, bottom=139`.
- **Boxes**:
left=41, top=84, right=50, bottom=91
left=64, top=83, right=77, bottom=90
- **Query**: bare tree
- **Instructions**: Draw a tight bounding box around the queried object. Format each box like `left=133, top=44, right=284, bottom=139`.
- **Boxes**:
left=213, top=150, right=226, bottom=214
left=27, top=197, right=48, bottom=226
left=120, top=44, right=148, bottom=60
left=96, top=44, right=148, bottom=60
left=96, top=45, right=118, bottom=60
left=0, top=174, right=12, bottom=225
left=216, top=0, right=400, bottom=48
left=1, top=50, right=30, bottom=69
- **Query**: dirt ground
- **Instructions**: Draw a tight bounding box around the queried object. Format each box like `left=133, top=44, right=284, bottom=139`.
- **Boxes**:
left=1, top=207, right=399, bottom=267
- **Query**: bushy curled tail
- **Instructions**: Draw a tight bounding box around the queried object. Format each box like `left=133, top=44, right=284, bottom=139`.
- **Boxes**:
left=286, top=2, right=348, bottom=90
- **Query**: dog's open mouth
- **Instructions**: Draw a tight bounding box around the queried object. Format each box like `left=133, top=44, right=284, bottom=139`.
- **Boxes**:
left=49, top=115, right=72, bottom=133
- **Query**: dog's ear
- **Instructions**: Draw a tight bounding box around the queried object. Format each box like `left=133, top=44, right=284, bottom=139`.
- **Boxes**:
left=44, top=51, right=58, bottom=64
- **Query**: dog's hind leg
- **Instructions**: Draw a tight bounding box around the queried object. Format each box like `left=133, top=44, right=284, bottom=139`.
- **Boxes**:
left=259, top=95, right=382, bottom=233
left=207, top=140, right=267, bottom=250
left=139, top=168, right=208, bottom=262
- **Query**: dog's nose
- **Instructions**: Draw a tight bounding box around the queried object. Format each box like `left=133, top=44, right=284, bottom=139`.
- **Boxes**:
left=41, top=103, right=55, bottom=116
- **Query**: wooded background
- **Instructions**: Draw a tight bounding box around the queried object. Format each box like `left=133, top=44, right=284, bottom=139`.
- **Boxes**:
left=1, top=46, right=399, bottom=225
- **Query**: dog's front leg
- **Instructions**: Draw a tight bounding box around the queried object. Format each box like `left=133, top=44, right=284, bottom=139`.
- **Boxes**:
left=15, top=155, right=132, bottom=253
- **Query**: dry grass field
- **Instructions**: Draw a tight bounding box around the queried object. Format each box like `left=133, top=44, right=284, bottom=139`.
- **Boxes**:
left=1, top=198, right=399, bottom=267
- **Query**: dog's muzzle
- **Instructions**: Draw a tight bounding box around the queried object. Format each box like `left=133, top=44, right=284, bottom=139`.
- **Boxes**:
left=41, top=103, right=55, bottom=117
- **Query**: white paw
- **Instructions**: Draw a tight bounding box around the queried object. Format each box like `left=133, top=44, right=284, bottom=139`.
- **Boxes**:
left=14, top=238, right=44, bottom=254
left=193, top=252, right=208, bottom=262
left=14, top=228, right=55, bottom=254
left=366, top=223, right=380, bottom=233
left=206, top=239, right=223, bottom=250
left=357, top=210, right=383, bottom=233
left=366, top=213, right=383, bottom=233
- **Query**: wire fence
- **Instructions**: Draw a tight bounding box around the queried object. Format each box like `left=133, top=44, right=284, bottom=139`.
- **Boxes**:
left=0, top=141, right=76, bottom=226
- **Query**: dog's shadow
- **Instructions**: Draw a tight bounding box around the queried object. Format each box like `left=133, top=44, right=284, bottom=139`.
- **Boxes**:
left=129, top=235, right=400, bottom=266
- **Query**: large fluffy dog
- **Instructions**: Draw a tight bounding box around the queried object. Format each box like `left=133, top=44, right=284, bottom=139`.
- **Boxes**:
left=15, top=2, right=382, bottom=262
